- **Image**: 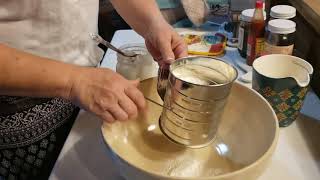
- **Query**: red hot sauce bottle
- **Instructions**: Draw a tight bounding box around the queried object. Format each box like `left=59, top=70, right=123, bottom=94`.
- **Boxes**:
left=246, top=1, right=266, bottom=66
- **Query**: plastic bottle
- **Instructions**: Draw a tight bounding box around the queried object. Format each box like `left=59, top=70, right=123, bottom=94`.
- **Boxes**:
left=246, top=0, right=266, bottom=66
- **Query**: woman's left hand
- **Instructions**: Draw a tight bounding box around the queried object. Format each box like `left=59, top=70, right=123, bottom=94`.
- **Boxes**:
left=144, top=20, right=188, bottom=66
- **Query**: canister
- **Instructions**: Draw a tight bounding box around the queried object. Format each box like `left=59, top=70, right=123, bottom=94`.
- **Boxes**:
left=159, top=56, right=238, bottom=148
left=263, top=19, right=296, bottom=55
left=116, top=43, right=157, bottom=80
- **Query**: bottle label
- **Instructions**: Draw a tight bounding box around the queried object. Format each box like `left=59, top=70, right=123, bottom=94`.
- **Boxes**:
left=263, top=43, right=294, bottom=55
left=255, top=38, right=265, bottom=57
left=238, top=27, right=244, bottom=50
left=247, top=36, right=254, bottom=57
left=246, top=36, right=255, bottom=65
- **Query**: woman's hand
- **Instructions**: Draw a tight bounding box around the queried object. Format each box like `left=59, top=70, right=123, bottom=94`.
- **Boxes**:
left=110, top=0, right=187, bottom=65
left=144, top=19, right=188, bottom=66
left=68, top=67, right=146, bottom=123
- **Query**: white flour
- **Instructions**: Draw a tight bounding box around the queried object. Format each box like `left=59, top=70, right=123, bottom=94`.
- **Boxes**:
left=172, top=64, right=218, bottom=85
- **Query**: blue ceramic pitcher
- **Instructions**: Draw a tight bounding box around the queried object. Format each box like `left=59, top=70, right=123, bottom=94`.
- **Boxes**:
left=252, top=54, right=313, bottom=127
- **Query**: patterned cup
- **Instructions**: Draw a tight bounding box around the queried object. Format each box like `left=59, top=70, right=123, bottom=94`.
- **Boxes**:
left=252, top=54, right=313, bottom=127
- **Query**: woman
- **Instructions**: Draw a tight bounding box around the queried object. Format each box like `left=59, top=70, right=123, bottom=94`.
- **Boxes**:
left=0, top=0, right=187, bottom=179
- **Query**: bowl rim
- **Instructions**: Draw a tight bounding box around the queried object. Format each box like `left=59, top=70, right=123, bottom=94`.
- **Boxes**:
left=101, top=81, right=280, bottom=179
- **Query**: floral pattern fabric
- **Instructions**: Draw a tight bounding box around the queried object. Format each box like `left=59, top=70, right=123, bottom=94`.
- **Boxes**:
left=0, top=96, right=79, bottom=179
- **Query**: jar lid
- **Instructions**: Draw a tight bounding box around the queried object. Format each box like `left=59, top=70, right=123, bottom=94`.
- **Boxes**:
left=240, top=9, right=266, bottom=22
left=271, top=5, right=296, bottom=19
left=268, top=19, right=296, bottom=34
left=117, top=43, right=148, bottom=63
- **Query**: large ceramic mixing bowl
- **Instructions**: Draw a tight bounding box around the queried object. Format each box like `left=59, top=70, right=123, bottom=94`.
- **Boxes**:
left=101, top=78, right=279, bottom=180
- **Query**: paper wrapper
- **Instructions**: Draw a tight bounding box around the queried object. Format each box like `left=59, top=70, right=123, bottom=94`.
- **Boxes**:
left=181, top=32, right=227, bottom=56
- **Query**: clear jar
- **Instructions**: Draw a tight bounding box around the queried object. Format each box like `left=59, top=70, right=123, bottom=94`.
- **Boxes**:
left=116, top=43, right=158, bottom=80
left=263, top=19, right=296, bottom=55
left=270, top=5, right=296, bottom=21
left=238, top=9, right=266, bottom=58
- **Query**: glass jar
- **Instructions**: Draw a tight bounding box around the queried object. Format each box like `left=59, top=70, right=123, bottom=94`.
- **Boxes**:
left=116, top=43, right=158, bottom=80
left=270, top=5, right=296, bottom=21
left=238, top=9, right=266, bottom=58
left=263, top=19, right=296, bottom=55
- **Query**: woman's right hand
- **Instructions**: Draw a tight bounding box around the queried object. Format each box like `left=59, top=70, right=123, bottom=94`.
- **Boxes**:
left=67, top=67, right=146, bottom=123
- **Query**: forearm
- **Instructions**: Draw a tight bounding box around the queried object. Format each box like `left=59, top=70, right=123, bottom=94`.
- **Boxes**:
left=110, top=0, right=168, bottom=37
left=0, top=44, right=75, bottom=99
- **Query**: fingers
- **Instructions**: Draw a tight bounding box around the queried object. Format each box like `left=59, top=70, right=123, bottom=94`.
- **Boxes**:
left=125, top=85, right=146, bottom=110
left=119, top=95, right=138, bottom=120
left=99, top=96, right=136, bottom=122
left=145, top=40, right=161, bottom=60
left=157, top=38, right=175, bottom=64
left=173, top=39, right=188, bottom=59
left=100, top=111, right=115, bottom=123
left=118, top=81, right=143, bottom=120
left=146, top=32, right=187, bottom=65
left=97, top=79, right=145, bottom=123
left=108, top=103, right=128, bottom=121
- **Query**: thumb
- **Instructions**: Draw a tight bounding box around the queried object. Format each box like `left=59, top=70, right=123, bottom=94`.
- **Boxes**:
left=158, top=38, right=175, bottom=64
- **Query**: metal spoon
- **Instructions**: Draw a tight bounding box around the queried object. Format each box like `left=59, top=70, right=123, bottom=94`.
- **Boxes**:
left=91, top=33, right=138, bottom=57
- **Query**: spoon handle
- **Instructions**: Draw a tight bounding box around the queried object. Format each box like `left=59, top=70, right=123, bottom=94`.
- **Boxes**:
left=91, top=34, right=133, bottom=57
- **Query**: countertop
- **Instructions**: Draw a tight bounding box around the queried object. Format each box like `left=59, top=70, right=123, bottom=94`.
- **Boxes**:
left=49, top=30, right=320, bottom=180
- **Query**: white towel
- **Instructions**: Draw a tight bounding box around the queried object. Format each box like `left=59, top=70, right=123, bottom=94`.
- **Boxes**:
left=181, top=0, right=210, bottom=26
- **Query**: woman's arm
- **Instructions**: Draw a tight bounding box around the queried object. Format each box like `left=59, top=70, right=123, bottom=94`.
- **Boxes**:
left=0, top=44, right=145, bottom=123
left=110, top=0, right=188, bottom=63
left=0, top=44, right=73, bottom=98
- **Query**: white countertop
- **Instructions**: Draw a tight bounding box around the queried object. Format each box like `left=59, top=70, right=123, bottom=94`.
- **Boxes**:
left=49, top=30, right=320, bottom=180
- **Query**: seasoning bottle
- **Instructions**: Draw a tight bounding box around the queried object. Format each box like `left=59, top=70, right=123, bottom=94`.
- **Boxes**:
left=263, top=19, right=296, bottom=55
left=270, top=5, right=296, bottom=21
left=246, top=0, right=265, bottom=66
left=238, top=9, right=266, bottom=58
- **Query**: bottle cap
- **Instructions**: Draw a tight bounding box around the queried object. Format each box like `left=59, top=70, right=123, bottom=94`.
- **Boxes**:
left=268, top=19, right=296, bottom=34
left=255, top=1, right=264, bottom=9
left=240, top=9, right=267, bottom=22
left=271, top=5, right=296, bottom=19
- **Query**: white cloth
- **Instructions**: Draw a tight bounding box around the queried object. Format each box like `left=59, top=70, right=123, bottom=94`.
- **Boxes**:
left=181, top=0, right=209, bottom=26
left=0, top=0, right=104, bottom=66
